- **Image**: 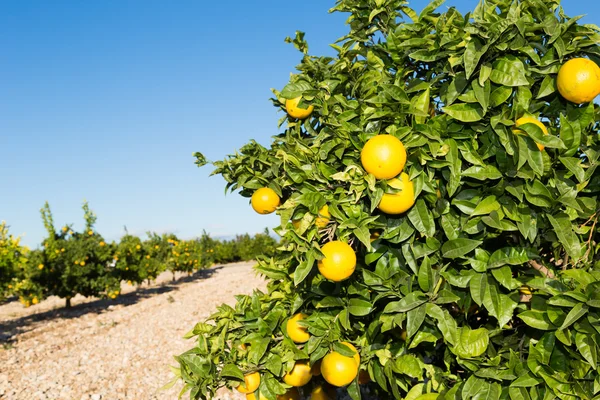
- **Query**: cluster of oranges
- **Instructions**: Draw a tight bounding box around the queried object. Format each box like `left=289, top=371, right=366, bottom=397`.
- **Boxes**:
left=237, top=57, right=600, bottom=399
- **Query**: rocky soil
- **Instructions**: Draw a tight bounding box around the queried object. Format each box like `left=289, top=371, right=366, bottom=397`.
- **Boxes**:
left=0, top=262, right=263, bottom=400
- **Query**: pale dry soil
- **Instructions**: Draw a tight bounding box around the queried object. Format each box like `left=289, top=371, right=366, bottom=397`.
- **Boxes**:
left=0, top=262, right=263, bottom=400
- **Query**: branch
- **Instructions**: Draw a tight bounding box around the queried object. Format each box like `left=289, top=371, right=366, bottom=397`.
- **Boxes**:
left=529, top=260, right=555, bottom=279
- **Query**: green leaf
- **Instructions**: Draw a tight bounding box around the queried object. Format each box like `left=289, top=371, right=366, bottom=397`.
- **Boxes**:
left=442, top=103, right=485, bottom=122
left=418, top=256, right=433, bottom=292
left=394, top=354, right=422, bottom=378
left=406, top=304, right=427, bottom=339
left=518, top=311, right=555, bottom=330
left=546, top=213, right=583, bottom=259
left=280, top=81, right=314, bottom=98
left=487, top=248, right=531, bottom=269
left=490, top=86, right=513, bottom=107
left=221, top=364, right=245, bottom=381
left=442, top=238, right=482, bottom=259
left=464, top=37, right=488, bottom=79
left=472, top=196, right=501, bottom=216
left=384, top=292, right=427, bottom=313
left=348, top=298, right=373, bottom=316
left=426, top=303, right=457, bottom=345
left=560, top=303, right=588, bottom=330
left=559, top=157, right=585, bottom=183
left=293, top=254, right=314, bottom=286
left=461, top=165, right=503, bottom=180
left=483, top=278, right=518, bottom=327
left=490, top=56, right=529, bottom=86
left=575, top=332, right=597, bottom=369
left=408, top=199, right=436, bottom=237
left=454, top=327, right=489, bottom=358
left=511, top=373, right=542, bottom=387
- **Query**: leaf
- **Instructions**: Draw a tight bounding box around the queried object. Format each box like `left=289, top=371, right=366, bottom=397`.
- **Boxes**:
left=442, top=238, right=482, bottom=259
left=487, top=248, right=531, bottom=269
left=546, top=213, right=583, bottom=259
left=406, top=304, right=427, bottom=339
left=472, top=196, right=501, bottom=216
left=280, top=81, right=314, bottom=98
left=483, top=278, right=518, bottom=327
left=408, top=199, right=436, bottom=237
left=461, top=165, right=503, bottom=180
left=221, top=364, right=245, bottom=381
left=426, top=303, right=458, bottom=345
left=559, top=157, right=585, bottom=183
left=518, top=311, right=555, bottom=330
left=511, top=373, right=542, bottom=387
left=384, top=292, right=428, bottom=313
left=490, top=86, right=513, bottom=107
left=490, top=56, right=529, bottom=86
left=454, top=327, right=489, bottom=358
left=560, top=303, right=588, bottom=330
left=465, top=37, right=488, bottom=79
left=293, top=254, right=314, bottom=286
left=348, top=298, right=373, bottom=316
left=575, top=332, right=597, bottom=369
left=442, top=103, right=485, bottom=122
left=394, top=354, right=422, bottom=378
left=418, top=256, right=433, bottom=292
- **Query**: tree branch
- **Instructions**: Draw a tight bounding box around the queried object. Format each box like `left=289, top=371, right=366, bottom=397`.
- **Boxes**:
left=529, top=260, right=555, bottom=279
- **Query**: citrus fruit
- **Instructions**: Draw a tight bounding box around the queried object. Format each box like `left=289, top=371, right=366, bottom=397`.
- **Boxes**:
left=512, top=117, right=548, bottom=151
left=557, top=58, right=600, bottom=104
left=286, top=96, right=314, bottom=119
left=286, top=313, right=310, bottom=343
left=519, top=286, right=533, bottom=296
left=315, top=205, right=331, bottom=228
left=321, top=349, right=359, bottom=387
left=317, top=241, right=356, bottom=282
left=310, top=385, right=337, bottom=400
left=277, top=388, right=300, bottom=400
left=237, top=372, right=260, bottom=393
left=251, top=188, right=280, bottom=215
left=283, top=361, right=312, bottom=387
left=361, top=135, right=407, bottom=179
left=377, top=172, right=415, bottom=214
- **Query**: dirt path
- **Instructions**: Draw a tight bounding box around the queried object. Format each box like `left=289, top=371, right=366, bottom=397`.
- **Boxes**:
left=0, top=262, right=264, bottom=400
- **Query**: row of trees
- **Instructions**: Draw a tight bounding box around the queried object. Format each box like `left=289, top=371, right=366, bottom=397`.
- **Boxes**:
left=1, top=202, right=277, bottom=307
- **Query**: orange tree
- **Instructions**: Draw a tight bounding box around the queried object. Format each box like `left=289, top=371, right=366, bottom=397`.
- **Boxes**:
left=115, top=233, right=167, bottom=285
left=0, top=222, right=28, bottom=301
left=175, top=0, right=600, bottom=398
left=17, top=202, right=119, bottom=307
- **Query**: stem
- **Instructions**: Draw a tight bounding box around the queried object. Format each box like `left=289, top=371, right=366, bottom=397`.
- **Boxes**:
left=528, top=260, right=555, bottom=279
left=432, top=277, right=445, bottom=296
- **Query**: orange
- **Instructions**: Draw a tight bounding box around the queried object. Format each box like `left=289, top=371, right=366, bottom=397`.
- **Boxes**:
left=283, top=361, right=312, bottom=387
left=377, top=173, right=415, bottom=214
left=286, top=313, right=310, bottom=343
left=237, top=372, right=261, bottom=393
left=512, top=117, right=549, bottom=151
left=315, top=205, right=331, bottom=228
left=321, top=348, right=359, bottom=387
left=251, top=188, right=280, bottom=215
left=286, top=96, right=314, bottom=119
left=519, top=286, right=533, bottom=296
left=310, top=385, right=337, bottom=400
left=361, top=135, right=407, bottom=179
left=317, top=241, right=356, bottom=282
left=277, top=388, right=300, bottom=400
left=557, top=58, right=600, bottom=104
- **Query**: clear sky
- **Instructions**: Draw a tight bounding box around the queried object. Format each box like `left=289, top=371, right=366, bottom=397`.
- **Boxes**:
left=2, top=1, right=599, bottom=248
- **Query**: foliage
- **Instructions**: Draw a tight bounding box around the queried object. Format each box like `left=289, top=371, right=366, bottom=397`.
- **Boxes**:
left=0, top=222, right=28, bottom=301
left=179, top=0, right=600, bottom=399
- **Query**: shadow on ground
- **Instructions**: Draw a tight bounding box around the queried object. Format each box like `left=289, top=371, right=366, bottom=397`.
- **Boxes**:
left=0, top=266, right=223, bottom=344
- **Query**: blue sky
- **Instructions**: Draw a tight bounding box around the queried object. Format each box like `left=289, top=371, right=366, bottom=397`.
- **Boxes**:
left=2, top=1, right=599, bottom=248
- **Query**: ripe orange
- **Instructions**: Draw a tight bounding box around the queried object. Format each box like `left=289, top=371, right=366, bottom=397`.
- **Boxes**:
left=286, top=313, right=310, bottom=343
left=361, top=135, right=407, bottom=179
left=237, top=372, right=261, bottom=393
left=246, top=392, right=267, bottom=400
left=277, top=388, right=300, bottom=400
left=377, top=173, right=415, bottom=214
left=513, top=117, right=548, bottom=151
left=519, top=286, right=533, bottom=296
left=286, top=96, right=314, bottom=119
left=283, top=361, right=312, bottom=387
left=251, top=188, right=280, bottom=215
left=310, top=385, right=337, bottom=400
left=317, top=241, right=357, bottom=282
left=321, top=348, right=359, bottom=387
left=557, top=58, right=600, bottom=104
left=315, top=205, right=331, bottom=228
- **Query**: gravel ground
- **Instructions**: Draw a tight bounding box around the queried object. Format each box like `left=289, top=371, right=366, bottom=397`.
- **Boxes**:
left=0, top=262, right=264, bottom=400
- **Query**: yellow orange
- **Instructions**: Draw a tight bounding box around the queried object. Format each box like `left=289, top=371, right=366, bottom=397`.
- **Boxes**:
left=317, top=241, right=356, bottom=282
left=283, top=361, right=312, bottom=387
left=286, top=313, right=310, bottom=343
left=310, top=385, right=337, bottom=400
left=285, top=96, right=314, bottom=119
left=361, top=135, right=407, bottom=179
left=557, top=58, right=600, bottom=104
left=315, top=205, right=331, bottom=228
left=321, top=349, right=359, bottom=387
left=251, top=188, right=280, bottom=215
left=377, top=173, right=415, bottom=215
left=237, top=372, right=261, bottom=393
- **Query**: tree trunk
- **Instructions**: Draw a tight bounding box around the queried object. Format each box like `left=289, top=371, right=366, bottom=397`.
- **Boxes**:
left=65, top=297, right=72, bottom=308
